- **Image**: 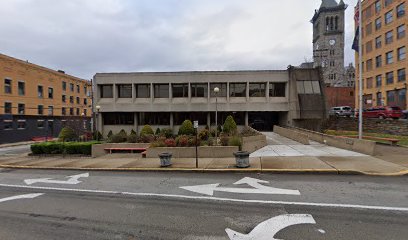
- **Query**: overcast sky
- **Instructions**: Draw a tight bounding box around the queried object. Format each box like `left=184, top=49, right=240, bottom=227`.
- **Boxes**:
left=0, top=0, right=357, bottom=79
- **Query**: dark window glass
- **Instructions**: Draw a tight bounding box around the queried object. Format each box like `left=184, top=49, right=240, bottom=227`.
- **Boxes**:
left=4, top=102, right=12, bottom=114
left=83, top=109, right=87, bottom=116
left=154, top=84, right=169, bottom=98
left=386, top=71, right=394, bottom=84
left=249, top=83, right=266, bottom=97
left=18, top=82, right=25, bottom=95
left=270, top=83, right=286, bottom=97
left=117, top=84, right=132, bottom=98
left=100, top=85, right=113, bottom=98
left=103, top=112, right=135, bottom=125
left=48, top=106, right=53, bottom=116
left=375, top=18, right=381, bottom=30
left=397, top=46, right=406, bottom=61
left=385, top=0, right=393, bottom=7
left=4, top=79, right=11, bottom=94
left=398, top=68, right=406, bottom=81
left=172, top=84, right=189, bottom=98
left=397, top=3, right=405, bottom=18
left=376, top=92, right=383, bottom=106
left=70, top=83, right=74, bottom=92
left=62, top=95, right=66, bottom=102
left=139, top=112, right=170, bottom=125
left=375, top=36, right=382, bottom=48
left=375, top=0, right=381, bottom=13
left=84, top=98, right=88, bottom=105
left=48, top=87, right=53, bottom=99
left=70, top=108, right=74, bottom=116
left=38, top=105, right=44, bottom=115
left=398, top=89, right=406, bottom=105
left=375, top=55, right=382, bottom=67
left=229, top=83, right=246, bottom=97
left=397, top=25, right=406, bottom=39
left=17, top=120, right=26, bottom=129
left=210, top=83, right=227, bottom=97
left=76, top=108, right=80, bottom=116
left=76, top=85, right=80, bottom=93
left=18, top=103, right=25, bottom=115
left=84, top=85, right=87, bottom=95
left=173, top=112, right=207, bottom=125
left=76, top=97, right=80, bottom=104
left=135, top=84, right=151, bottom=98
left=70, top=96, right=74, bottom=103
left=37, top=120, right=45, bottom=129
left=376, top=75, right=382, bottom=87
left=385, top=30, right=393, bottom=44
left=191, top=83, right=208, bottom=98
left=3, top=120, right=12, bottom=130
left=38, top=86, right=43, bottom=98
left=62, top=81, right=67, bottom=91
left=386, top=51, right=393, bottom=64
left=366, top=59, right=373, bottom=71
left=385, top=10, right=393, bottom=24
left=62, top=107, right=66, bottom=116
left=387, top=90, right=395, bottom=103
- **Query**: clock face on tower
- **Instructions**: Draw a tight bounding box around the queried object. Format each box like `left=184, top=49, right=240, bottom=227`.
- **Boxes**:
left=329, top=39, right=336, bottom=46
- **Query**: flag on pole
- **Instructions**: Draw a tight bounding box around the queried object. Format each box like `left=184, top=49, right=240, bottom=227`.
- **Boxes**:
left=352, top=2, right=360, bottom=52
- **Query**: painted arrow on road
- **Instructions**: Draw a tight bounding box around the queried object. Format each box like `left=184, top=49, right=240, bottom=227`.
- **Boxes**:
left=24, top=173, right=89, bottom=185
left=0, top=193, right=44, bottom=203
left=225, top=214, right=316, bottom=240
left=180, top=177, right=300, bottom=196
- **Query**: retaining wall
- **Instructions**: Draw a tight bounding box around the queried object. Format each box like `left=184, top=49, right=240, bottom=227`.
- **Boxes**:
left=146, top=146, right=239, bottom=158
left=92, top=143, right=150, bottom=157
left=273, top=126, right=310, bottom=145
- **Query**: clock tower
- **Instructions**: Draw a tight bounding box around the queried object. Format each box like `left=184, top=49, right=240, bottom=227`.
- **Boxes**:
left=311, top=0, right=347, bottom=86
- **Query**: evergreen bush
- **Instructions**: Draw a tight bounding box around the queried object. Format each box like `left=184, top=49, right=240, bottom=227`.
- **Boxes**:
left=228, top=136, right=242, bottom=150
left=140, top=125, right=154, bottom=137
left=107, top=130, right=113, bottom=139
left=223, top=115, right=237, bottom=135
left=178, top=120, right=194, bottom=136
left=58, top=127, right=78, bottom=142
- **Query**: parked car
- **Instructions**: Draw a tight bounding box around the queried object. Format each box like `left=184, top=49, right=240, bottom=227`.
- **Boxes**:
left=403, top=110, right=408, bottom=119
left=359, top=106, right=403, bottom=119
left=329, top=106, right=353, bottom=117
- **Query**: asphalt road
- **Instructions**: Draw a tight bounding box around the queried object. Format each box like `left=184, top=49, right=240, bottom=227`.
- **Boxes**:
left=0, top=170, right=407, bottom=240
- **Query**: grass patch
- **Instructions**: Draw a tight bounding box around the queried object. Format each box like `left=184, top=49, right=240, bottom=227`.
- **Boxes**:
left=324, top=130, right=408, bottom=146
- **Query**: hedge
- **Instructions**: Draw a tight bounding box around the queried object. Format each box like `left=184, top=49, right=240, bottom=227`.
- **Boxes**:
left=30, top=141, right=100, bottom=155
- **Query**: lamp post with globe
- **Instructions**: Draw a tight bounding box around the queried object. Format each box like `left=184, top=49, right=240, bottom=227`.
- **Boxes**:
left=213, top=87, right=220, bottom=145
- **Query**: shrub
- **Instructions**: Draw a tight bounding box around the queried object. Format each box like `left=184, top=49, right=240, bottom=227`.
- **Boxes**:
left=30, top=144, right=43, bottom=154
left=223, top=115, right=237, bottom=135
left=109, top=133, right=127, bottom=143
left=93, top=131, right=103, bottom=141
left=176, top=135, right=189, bottom=147
left=130, top=129, right=137, bottom=136
left=220, top=136, right=229, bottom=146
left=155, top=128, right=161, bottom=136
left=107, top=130, right=113, bottom=139
left=198, top=129, right=209, bottom=141
left=141, top=134, right=155, bottom=143
left=178, top=120, right=194, bottom=136
left=127, top=134, right=138, bottom=143
left=150, top=140, right=166, bottom=148
left=140, top=125, right=154, bottom=137
left=160, top=128, right=173, bottom=138
left=164, top=138, right=176, bottom=147
left=240, top=126, right=259, bottom=137
left=58, top=127, right=77, bottom=142
left=228, top=136, right=242, bottom=150
left=30, top=141, right=99, bottom=155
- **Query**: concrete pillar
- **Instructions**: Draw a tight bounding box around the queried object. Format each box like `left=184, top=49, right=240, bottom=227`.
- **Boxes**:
left=97, top=113, right=103, bottom=136
left=170, top=113, right=174, bottom=131
left=207, top=112, right=211, bottom=127
left=134, top=112, right=138, bottom=132
left=245, top=112, right=249, bottom=126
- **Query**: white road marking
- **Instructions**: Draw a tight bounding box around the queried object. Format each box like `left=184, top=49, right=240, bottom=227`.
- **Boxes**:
left=0, top=193, right=44, bottom=203
left=24, top=173, right=89, bottom=185
left=318, top=229, right=326, bottom=234
left=225, top=214, right=316, bottom=240
left=0, top=183, right=408, bottom=212
left=180, top=177, right=300, bottom=196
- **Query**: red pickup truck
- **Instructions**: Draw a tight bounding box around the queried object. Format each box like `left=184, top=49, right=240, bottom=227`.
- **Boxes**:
left=359, top=106, right=403, bottom=119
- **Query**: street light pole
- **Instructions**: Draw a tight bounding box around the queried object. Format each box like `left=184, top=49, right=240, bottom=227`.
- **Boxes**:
left=95, top=105, right=101, bottom=141
left=214, top=87, right=220, bottom=145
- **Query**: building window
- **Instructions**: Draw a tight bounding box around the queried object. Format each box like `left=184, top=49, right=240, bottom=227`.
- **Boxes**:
left=84, top=85, right=87, bottom=95
left=76, top=85, right=80, bottom=93
left=17, top=120, right=26, bottom=130
left=397, top=25, right=406, bottom=39
left=154, top=84, right=169, bottom=98
left=366, top=22, right=373, bottom=35
left=18, top=81, right=25, bottom=95
left=385, top=10, right=393, bottom=25
left=76, top=108, right=80, bottom=116
left=398, top=68, right=406, bottom=81
left=37, top=85, right=43, bottom=98
left=386, top=51, right=393, bottom=64
left=103, top=112, right=135, bottom=125
left=191, top=83, right=208, bottom=98
left=297, top=81, right=321, bottom=94
left=83, top=109, right=87, bottom=116
left=366, top=78, right=373, bottom=89
left=375, top=0, right=381, bottom=13
left=62, top=95, right=66, bottom=103
left=4, top=102, right=12, bottom=114
left=249, top=83, right=266, bottom=97
left=397, top=3, right=405, bottom=18
left=375, top=36, right=382, bottom=48
left=62, top=107, right=66, bottom=116
left=269, top=83, right=286, bottom=97
left=386, top=71, right=394, bottom=84
left=100, top=84, right=113, bottom=98
left=70, top=108, right=74, bottom=116
left=139, top=112, right=169, bottom=125
left=117, top=84, right=132, bottom=98
left=62, top=81, right=66, bottom=91
left=376, top=75, right=382, bottom=87
left=38, top=105, right=44, bottom=115
left=366, top=59, right=373, bottom=71
left=385, top=0, right=393, bottom=7
left=376, top=92, right=383, bottom=106
left=229, top=83, right=247, bottom=97
left=376, top=55, right=382, bottom=67
left=76, top=97, right=80, bottom=104
left=172, top=83, right=189, bottom=98
left=387, top=90, right=395, bottom=104
left=135, top=84, right=151, bottom=98
left=385, top=30, right=393, bottom=44
left=210, top=83, right=227, bottom=97
left=48, top=106, right=54, bottom=116
left=397, top=46, right=406, bottom=61
left=4, top=79, right=12, bottom=94
left=3, top=120, right=13, bottom=130
left=18, top=103, right=25, bottom=115
left=48, top=87, right=53, bottom=99
left=37, top=120, right=45, bottom=129
left=70, top=83, right=74, bottom=92
left=69, top=96, right=73, bottom=103
left=84, top=98, right=88, bottom=105
left=375, top=18, right=382, bottom=30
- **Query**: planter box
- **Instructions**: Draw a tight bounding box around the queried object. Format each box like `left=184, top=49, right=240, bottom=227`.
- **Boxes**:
left=92, top=143, right=150, bottom=157
left=146, top=146, right=239, bottom=158
left=241, top=134, right=267, bottom=153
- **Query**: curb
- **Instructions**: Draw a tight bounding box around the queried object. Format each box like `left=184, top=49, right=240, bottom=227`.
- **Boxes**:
left=1, top=164, right=407, bottom=176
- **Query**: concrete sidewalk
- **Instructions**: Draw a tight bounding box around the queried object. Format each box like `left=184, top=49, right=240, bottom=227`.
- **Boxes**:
left=0, top=153, right=407, bottom=176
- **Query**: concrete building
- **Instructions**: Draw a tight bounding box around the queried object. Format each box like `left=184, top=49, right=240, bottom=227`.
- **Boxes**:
left=355, top=0, right=407, bottom=110
left=93, top=67, right=327, bottom=136
left=0, top=53, right=92, bottom=143
left=312, top=0, right=348, bottom=87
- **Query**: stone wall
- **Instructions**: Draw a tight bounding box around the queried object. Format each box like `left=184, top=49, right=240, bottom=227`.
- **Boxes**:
left=324, top=117, right=408, bottom=136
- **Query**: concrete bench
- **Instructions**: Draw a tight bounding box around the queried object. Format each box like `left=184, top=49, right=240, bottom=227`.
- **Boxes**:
left=344, top=135, right=400, bottom=146
left=104, top=148, right=147, bottom=154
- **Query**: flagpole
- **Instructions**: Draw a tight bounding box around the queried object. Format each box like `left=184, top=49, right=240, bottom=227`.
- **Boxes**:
left=358, top=0, right=363, bottom=140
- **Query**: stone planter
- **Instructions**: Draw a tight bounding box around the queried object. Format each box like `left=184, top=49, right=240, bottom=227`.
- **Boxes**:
left=233, top=151, right=250, bottom=168
left=158, top=152, right=172, bottom=167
